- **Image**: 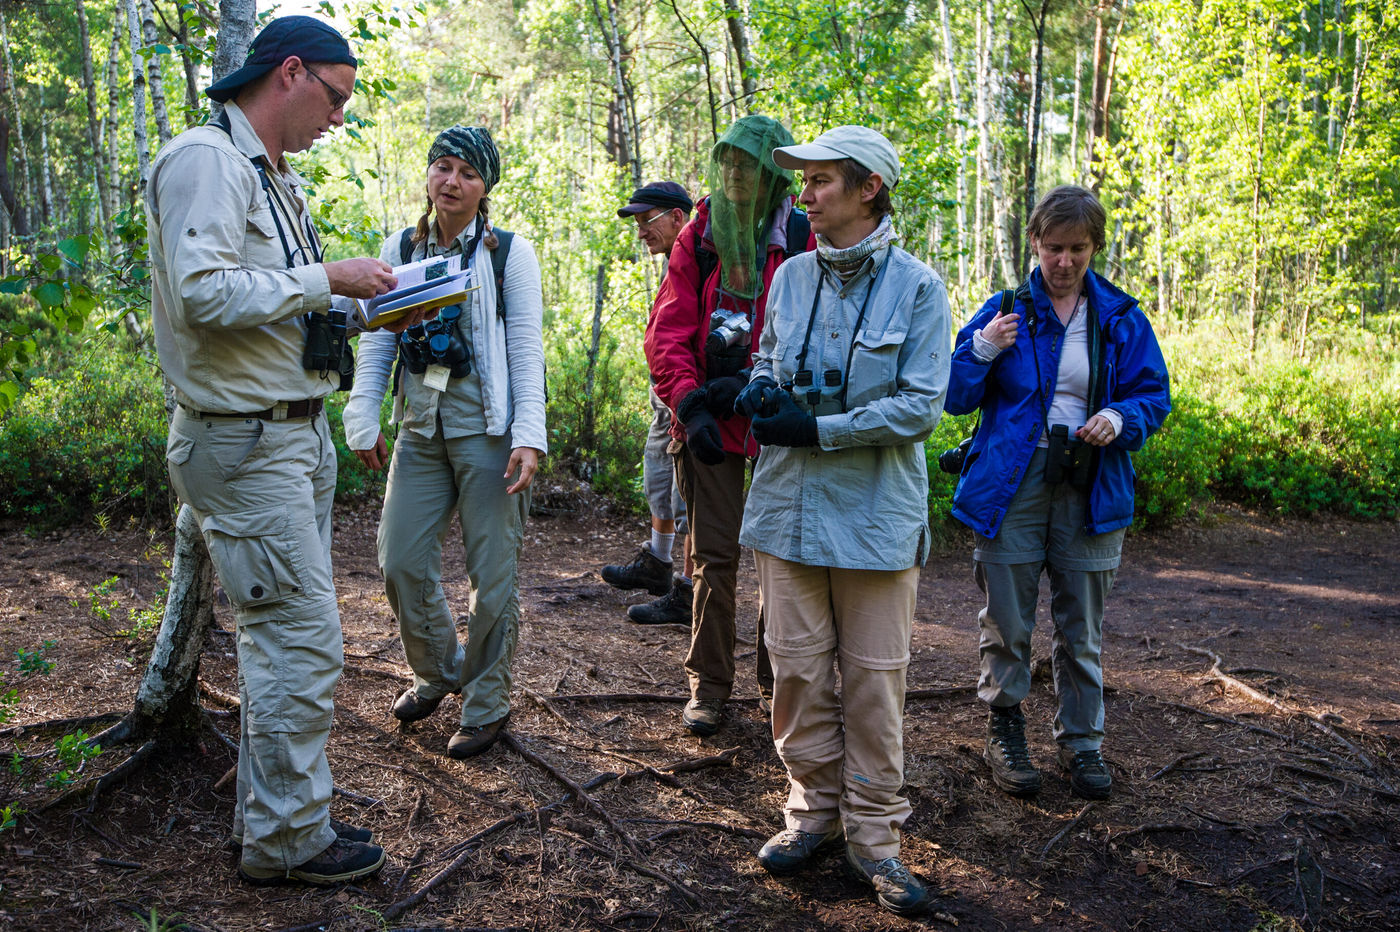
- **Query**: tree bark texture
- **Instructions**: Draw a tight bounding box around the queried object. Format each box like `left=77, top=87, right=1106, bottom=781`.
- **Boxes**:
left=76, top=0, right=111, bottom=232
left=938, top=0, right=970, bottom=294
left=210, top=0, right=256, bottom=123
left=125, top=0, right=152, bottom=191
left=0, top=10, right=32, bottom=237
left=721, top=0, right=756, bottom=106
left=106, top=4, right=123, bottom=217
left=591, top=0, right=642, bottom=185
left=1023, top=0, right=1050, bottom=268
left=140, top=0, right=174, bottom=147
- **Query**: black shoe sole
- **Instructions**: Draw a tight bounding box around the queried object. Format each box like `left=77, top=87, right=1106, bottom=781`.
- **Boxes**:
left=238, top=851, right=386, bottom=887
left=601, top=569, right=672, bottom=597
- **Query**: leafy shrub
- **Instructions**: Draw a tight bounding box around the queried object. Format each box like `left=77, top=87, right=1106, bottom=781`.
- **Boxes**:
left=0, top=340, right=168, bottom=527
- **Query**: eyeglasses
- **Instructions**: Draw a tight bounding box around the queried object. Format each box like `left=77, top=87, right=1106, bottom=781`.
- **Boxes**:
left=637, top=210, right=671, bottom=227
left=304, top=65, right=351, bottom=111
left=719, top=154, right=758, bottom=174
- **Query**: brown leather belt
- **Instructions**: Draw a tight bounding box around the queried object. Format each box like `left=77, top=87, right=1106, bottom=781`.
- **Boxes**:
left=180, top=398, right=324, bottom=421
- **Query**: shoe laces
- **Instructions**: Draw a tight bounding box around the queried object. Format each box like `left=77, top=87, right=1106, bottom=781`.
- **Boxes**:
left=1071, top=748, right=1108, bottom=775
left=990, top=716, right=1034, bottom=769
left=869, top=857, right=912, bottom=884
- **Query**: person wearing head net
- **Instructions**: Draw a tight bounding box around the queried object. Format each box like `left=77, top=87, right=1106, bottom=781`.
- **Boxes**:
left=342, top=125, right=547, bottom=761
left=644, top=115, right=816, bottom=738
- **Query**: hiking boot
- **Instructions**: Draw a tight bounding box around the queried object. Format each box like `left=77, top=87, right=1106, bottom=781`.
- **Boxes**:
left=757, top=827, right=842, bottom=876
left=392, top=687, right=452, bottom=723
left=238, top=837, right=386, bottom=887
left=446, top=713, right=510, bottom=759
left=682, top=698, right=724, bottom=737
left=602, top=545, right=673, bottom=596
left=985, top=703, right=1042, bottom=797
left=1058, top=746, right=1113, bottom=800
left=626, top=577, right=693, bottom=626
left=845, top=849, right=929, bottom=917
left=229, top=818, right=372, bottom=851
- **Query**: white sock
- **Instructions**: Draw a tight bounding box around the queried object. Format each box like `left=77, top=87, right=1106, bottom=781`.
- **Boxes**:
left=649, top=531, right=675, bottom=562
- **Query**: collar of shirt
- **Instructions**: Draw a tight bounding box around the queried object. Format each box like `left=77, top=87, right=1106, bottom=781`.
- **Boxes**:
left=222, top=101, right=309, bottom=188
left=427, top=215, right=482, bottom=257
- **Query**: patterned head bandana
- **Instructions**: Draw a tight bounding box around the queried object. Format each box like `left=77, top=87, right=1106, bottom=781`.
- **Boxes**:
left=427, top=125, right=501, bottom=194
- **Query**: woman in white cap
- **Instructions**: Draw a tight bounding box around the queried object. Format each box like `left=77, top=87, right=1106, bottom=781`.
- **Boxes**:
left=734, top=126, right=951, bottom=916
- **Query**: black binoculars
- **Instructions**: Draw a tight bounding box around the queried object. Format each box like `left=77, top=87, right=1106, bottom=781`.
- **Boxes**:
left=1044, top=423, right=1094, bottom=489
left=400, top=304, right=472, bottom=378
left=303, top=309, right=354, bottom=392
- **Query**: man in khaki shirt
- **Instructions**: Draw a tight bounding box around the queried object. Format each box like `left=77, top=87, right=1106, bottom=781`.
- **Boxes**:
left=149, top=15, right=409, bottom=886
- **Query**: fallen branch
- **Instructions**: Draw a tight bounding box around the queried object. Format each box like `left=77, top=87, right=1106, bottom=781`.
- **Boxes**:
left=521, top=685, right=582, bottom=731
left=1148, top=751, right=1208, bottom=781
left=332, top=785, right=383, bottom=808
left=503, top=733, right=644, bottom=858
left=93, top=857, right=142, bottom=870
left=1146, top=696, right=1330, bottom=755
left=906, top=685, right=978, bottom=701
left=1276, top=763, right=1400, bottom=803
left=1039, top=802, right=1095, bottom=859
left=0, top=712, right=121, bottom=739
left=1180, top=644, right=1385, bottom=781
left=624, top=816, right=767, bottom=841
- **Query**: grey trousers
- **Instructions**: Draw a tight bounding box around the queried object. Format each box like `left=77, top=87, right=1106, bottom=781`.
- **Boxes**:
left=973, top=447, right=1125, bottom=751
left=166, top=407, right=340, bottom=872
left=644, top=388, right=686, bottom=533
left=378, top=430, right=527, bottom=727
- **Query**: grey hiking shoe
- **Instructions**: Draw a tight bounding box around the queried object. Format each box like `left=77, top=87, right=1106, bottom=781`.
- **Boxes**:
left=1058, top=746, right=1112, bottom=799
left=602, top=545, right=672, bottom=596
left=238, top=837, right=386, bottom=887
left=627, top=577, right=693, bottom=625
left=757, top=826, right=842, bottom=875
left=682, top=698, right=723, bottom=737
left=985, top=703, right=1042, bottom=797
left=845, top=849, right=929, bottom=917
left=447, top=713, right=510, bottom=759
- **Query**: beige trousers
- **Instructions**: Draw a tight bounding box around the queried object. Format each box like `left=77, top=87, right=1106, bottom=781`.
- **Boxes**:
left=757, top=551, right=918, bottom=860
left=166, top=408, right=341, bottom=872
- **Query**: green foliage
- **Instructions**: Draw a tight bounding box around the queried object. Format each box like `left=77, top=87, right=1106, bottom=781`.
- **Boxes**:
left=0, top=337, right=168, bottom=528
left=15, top=641, right=57, bottom=678
left=0, top=674, right=17, bottom=726
left=46, top=731, right=101, bottom=789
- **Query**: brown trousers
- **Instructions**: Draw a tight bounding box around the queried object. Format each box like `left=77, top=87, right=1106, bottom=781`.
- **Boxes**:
left=673, top=444, right=771, bottom=700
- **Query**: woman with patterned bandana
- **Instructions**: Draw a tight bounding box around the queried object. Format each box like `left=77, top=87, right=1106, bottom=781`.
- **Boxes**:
left=343, top=125, right=547, bottom=760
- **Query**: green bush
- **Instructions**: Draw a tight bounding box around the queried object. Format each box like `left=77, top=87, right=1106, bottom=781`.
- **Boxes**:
left=0, top=340, right=168, bottom=527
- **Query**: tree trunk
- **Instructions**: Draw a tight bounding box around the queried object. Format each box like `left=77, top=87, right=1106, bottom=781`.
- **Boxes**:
left=984, top=0, right=1017, bottom=287
left=973, top=5, right=987, bottom=285
left=1070, top=42, right=1083, bottom=182
left=107, top=3, right=123, bottom=217
left=77, top=0, right=112, bottom=232
left=590, top=0, right=641, bottom=185
left=583, top=263, right=607, bottom=450
left=1085, top=0, right=1112, bottom=191
left=0, top=9, right=32, bottom=237
left=37, top=85, right=53, bottom=228
left=141, top=0, right=174, bottom=147
left=175, top=5, right=201, bottom=127
left=721, top=0, right=756, bottom=106
left=938, top=0, right=970, bottom=295
left=129, top=504, right=216, bottom=743
left=0, top=111, right=26, bottom=239
left=1023, top=0, right=1050, bottom=269
left=131, top=0, right=257, bottom=751
left=668, top=0, right=718, bottom=143
left=125, top=0, right=152, bottom=192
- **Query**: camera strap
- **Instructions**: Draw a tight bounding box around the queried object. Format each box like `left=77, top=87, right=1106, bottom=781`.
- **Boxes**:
left=793, top=254, right=888, bottom=406
left=211, top=110, right=322, bottom=271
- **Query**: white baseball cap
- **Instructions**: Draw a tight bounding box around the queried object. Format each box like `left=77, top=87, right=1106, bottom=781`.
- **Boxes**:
left=772, top=125, right=900, bottom=189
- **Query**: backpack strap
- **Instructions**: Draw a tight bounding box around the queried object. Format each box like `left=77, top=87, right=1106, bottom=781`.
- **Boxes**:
left=784, top=207, right=811, bottom=258
left=490, top=229, right=514, bottom=321
left=398, top=228, right=415, bottom=265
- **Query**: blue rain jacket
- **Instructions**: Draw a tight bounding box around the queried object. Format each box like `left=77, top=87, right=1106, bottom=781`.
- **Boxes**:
left=947, top=267, right=1171, bottom=538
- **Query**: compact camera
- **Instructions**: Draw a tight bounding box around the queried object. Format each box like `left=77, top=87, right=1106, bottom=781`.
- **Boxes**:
left=1044, top=423, right=1094, bottom=489
left=705, top=308, right=751, bottom=355
left=400, top=304, right=472, bottom=378
left=303, top=308, right=354, bottom=392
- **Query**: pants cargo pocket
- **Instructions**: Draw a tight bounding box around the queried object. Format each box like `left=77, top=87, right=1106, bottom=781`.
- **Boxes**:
left=200, top=507, right=305, bottom=611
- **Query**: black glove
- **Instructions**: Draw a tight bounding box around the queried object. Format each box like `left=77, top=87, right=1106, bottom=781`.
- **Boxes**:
left=678, top=387, right=727, bottom=465
left=750, top=390, right=819, bottom=447
left=734, top=375, right=779, bottom=419
left=703, top=375, right=747, bottom=419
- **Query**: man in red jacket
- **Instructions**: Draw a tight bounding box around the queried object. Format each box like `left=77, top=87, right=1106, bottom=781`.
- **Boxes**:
left=643, top=115, right=813, bottom=736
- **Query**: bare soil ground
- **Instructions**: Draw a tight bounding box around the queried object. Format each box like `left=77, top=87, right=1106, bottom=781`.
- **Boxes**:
left=1, top=486, right=1397, bottom=932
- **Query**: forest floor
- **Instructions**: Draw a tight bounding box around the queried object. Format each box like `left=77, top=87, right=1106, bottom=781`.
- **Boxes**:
left=0, top=483, right=1397, bottom=932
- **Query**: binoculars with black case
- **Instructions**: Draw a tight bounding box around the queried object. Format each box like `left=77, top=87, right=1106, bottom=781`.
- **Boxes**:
left=303, top=308, right=354, bottom=392
left=1044, top=423, right=1094, bottom=489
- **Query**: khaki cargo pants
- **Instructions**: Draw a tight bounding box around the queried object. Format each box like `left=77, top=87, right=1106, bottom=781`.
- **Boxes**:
left=166, top=407, right=341, bottom=873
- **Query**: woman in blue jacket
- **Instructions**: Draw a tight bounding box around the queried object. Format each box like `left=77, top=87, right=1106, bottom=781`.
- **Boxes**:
left=947, top=185, right=1169, bottom=801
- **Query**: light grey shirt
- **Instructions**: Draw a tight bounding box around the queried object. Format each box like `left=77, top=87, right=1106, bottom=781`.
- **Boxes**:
left=740, top=245, right=952, bottom=570
left=146, top=101, right=334, bottom=413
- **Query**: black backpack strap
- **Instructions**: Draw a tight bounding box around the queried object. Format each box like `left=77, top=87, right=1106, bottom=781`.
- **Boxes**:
left=784, top=207, right=811, bottom=258
left=398, top=228, right=415, bottom=265
left=490, top=229, right=514, bottom=320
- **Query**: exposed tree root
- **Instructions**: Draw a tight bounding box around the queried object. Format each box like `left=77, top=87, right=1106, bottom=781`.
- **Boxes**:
left=1039, top=802, right=1095, bottom=860
left=0, top=711, right=121, bottom=739
left=38, top=739, right=156, bottom=813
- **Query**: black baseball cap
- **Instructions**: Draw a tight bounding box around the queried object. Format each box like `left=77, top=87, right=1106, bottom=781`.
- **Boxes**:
left=617, top=181, right=693, bottom=217
left=206, top=16, right=357, bottom=103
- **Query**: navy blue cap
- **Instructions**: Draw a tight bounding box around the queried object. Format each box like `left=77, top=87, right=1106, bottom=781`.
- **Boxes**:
left=618, top=181, right=693, bottom=217
left=207, top=16, right=356, bottom=103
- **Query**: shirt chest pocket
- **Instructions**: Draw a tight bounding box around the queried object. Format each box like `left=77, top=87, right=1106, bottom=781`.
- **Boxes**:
left=846, top=327, right=906, bottom=409
left=244, top=203, right=287, bottom=269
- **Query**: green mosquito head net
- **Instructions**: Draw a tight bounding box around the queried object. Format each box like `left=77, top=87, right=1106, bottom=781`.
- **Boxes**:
left=705, top=115, right=795, bottom=300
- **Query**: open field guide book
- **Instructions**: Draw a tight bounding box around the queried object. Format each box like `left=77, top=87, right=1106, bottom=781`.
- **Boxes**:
left=354, top=253, right=473, bottom=329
